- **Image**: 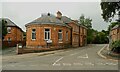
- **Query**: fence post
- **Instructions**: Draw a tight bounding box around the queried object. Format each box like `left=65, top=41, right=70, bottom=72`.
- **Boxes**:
left=16, top=43, right=23, bottom=54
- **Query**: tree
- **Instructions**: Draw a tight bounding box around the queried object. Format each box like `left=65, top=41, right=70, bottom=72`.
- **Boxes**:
left=84, top=18, right=92, bottom=29
left=100, top=1, right=120, bottom=22
left=87, top=29, right=97, bottom=44
left=79, top=14, right=92, bottom=29
left=93, top=31, right=109, bottom=44
left=2, top=19, right=7, bottom=40
left=79, top=14, right=93, bottom=44
left=79, top=14, right=85, bottom=25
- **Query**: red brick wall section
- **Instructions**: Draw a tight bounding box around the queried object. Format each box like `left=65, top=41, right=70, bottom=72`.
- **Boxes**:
left=111, top=28, right=120, bottom=42
left=3, top=26, right=24, bottom=47
left=3, top=41, right=26, bottom=47
left=79, top=26, right=87, bottom=46
left=26, top=23, right=87, bottom=51
left=26, top=24, right=71, bottom=48
left=68, top=22, right=79, bottom=47
left=4, top=27, right=23, bottom=41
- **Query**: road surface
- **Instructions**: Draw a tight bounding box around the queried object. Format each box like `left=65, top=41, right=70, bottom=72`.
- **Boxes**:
left=2, top=44, right=118, bottom=70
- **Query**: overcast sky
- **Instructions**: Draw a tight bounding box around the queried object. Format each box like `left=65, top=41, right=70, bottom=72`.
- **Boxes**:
left=2, top=2, right=111, bottom=32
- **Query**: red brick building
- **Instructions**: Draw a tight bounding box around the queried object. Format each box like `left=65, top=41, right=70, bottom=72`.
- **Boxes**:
left=79, top=25, right=87, bottom=46
left=25, top=11, right=87, bottom=49
left=110, top=25, right=120, bottom=42
left=68, top=21, right=79, bottom=47
left=1, top=18, right=24, bottom=47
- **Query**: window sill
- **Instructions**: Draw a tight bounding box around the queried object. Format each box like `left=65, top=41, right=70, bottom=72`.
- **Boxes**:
left=44, top=39, right=49, bottom=41
left=59, top=40, right=63, bottom=43
left=31, top=39, right=36, bottom=41
left=8, top=32, right=11, bottom=34
left=59, top=41, right=63, bottom=43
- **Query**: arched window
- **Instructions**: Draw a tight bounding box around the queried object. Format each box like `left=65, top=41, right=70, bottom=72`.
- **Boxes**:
left=7, top=27, right=11, bottom=33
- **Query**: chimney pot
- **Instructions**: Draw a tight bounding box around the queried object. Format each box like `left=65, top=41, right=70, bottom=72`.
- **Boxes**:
left=56, top=11, right=62, bottom=19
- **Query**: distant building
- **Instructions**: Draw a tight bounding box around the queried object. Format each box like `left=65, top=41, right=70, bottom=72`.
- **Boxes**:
left=79, top=25, right=87, bottom=46
left=110, top=25, right=120, bottom=42
left=25, top=11, right=87, bottom=49
left=1, top=18, right=24, bottom=47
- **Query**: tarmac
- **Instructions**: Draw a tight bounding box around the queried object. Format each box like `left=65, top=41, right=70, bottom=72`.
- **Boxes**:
left=97, top=44, right=120, bottom=61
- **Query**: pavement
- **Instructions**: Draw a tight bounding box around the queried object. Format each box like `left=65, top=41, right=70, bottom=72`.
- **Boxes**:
left=2, top=44, right=119, bottom=70
left=98, top=44, right=120, bottom=61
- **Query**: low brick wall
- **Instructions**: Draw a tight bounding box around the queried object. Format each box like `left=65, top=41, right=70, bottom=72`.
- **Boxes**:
left=17, top=44, right=72, bottom=54
left=17, top=47, right=64, bottom=54
left=3, top=41, right=26, bottom=47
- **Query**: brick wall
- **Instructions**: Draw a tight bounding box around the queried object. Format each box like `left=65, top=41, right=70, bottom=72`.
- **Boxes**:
left=68, top=22, right=79, bottom=47
left=3, top=41, right=26, bottom=47
left=3, top=26, right=24, bottom=47
left=111, top=27, right=120, bottom=42
left=26, top=24, right=71, bottom=48
left=79, top=26, right=87, bottom=46
left=26, top=23, right=87, bottom=50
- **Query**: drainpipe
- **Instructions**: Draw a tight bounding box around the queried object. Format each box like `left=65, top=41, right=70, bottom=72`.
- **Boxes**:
left=70, top=28, right=72, bottom=47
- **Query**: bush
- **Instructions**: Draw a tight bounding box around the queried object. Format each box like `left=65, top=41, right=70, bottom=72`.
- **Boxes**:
left=111, top=40, right=120, bottom=53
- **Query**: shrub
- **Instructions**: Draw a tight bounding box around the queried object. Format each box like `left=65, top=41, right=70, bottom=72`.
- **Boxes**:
left=111, top=40, right=120, bottom=53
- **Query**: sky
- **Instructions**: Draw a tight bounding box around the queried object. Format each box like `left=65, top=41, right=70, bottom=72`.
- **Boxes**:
left=2, top=2, right=111, bottom=32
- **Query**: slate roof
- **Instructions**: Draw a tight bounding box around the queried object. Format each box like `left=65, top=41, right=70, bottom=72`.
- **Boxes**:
left=0, top=18, right=24, bottom=32
left=61, top=16, right=72, bottom=23
left=25, top=13, right=72, bottom=28
left=25, top=13, right=87, bottom=29
left=26, top=14, right=63, bottom=25
left=0, top=18, right=17, bottom=26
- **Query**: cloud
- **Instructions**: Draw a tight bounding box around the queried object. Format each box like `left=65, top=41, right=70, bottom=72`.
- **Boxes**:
left=2, top=2, right=109, bottom=31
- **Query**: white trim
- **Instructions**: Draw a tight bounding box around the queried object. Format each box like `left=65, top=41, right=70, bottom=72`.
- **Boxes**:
left=58, top=30, right=63, bottom=41
left=44, top=28, right=51, bottom=40
left=8, top=37, right=11, bottom=41
left=7, top=27, right=11, bottom=33
left=31, top=38, right=36, bottom=41
left=59, top=41, right=63, bottom=43
left=31, top=29, right=36, bottom=40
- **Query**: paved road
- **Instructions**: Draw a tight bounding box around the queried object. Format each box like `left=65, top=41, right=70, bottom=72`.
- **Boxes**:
left=2, top=47, right=16, bottom=56
left=2, top=44, right=118, bottom=70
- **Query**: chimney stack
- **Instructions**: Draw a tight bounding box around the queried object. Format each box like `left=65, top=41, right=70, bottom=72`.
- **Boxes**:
left=56, top=11, right=62, bottom=19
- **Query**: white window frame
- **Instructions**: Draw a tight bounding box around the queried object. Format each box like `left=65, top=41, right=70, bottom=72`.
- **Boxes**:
left=58, top=30, right=63, bottom=41
left=7, top=27, right=11, bottom=33
left=31, top=29, right=36, bottom=40
left=44, top=29, right=50, bottom=40
left=8, top=37, right=11, bottom=43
